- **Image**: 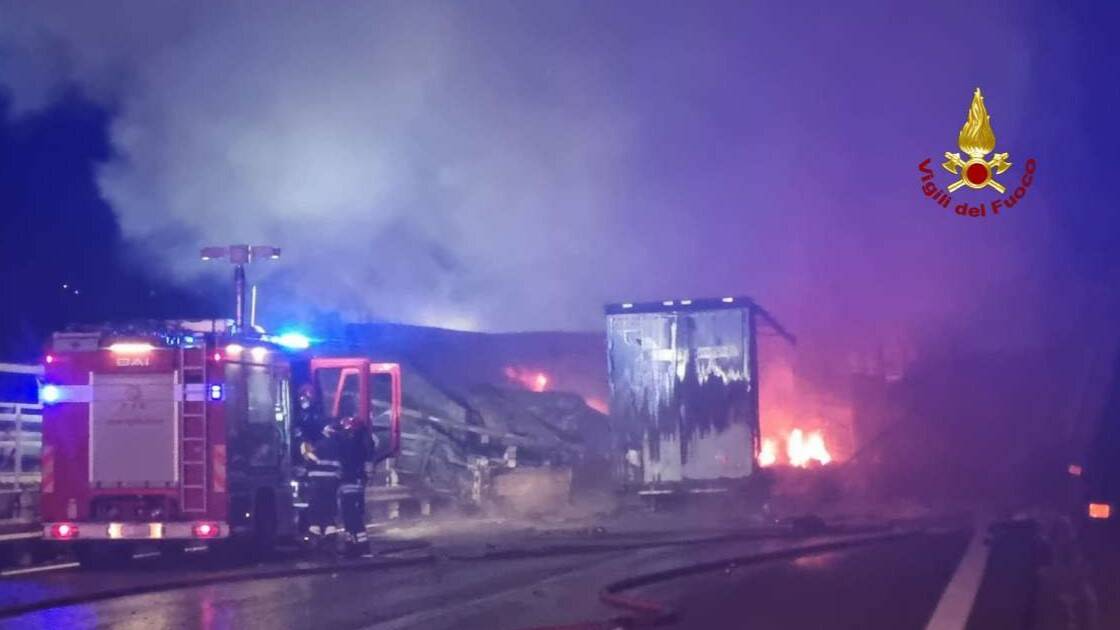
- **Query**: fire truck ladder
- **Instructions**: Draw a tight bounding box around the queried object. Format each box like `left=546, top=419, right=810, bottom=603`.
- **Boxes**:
left=180, top=344, right=208, bottom=513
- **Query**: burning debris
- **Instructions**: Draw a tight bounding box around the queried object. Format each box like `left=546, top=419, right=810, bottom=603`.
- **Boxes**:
left=583, top=397, right=609, bottom=415
left=504, top=366, right=551, bottom=393
left=759, top=429, right=833, bottom=468
left=759, top=438, right=778, bottom=467
left=504, top=364, right=608, bottom=415
left=757, top=338, right=850, bottom=470
left=787, top=428, right=832, bottom=467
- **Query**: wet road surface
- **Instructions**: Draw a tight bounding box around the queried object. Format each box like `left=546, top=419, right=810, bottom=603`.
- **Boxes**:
left=630, top=530, right=969, bottom=629
left=0, top=531, right=889, bottom=629
left=0, top=522, right=1007, bottom=630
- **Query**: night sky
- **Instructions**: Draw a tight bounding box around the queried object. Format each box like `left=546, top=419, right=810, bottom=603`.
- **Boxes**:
left=0, top=92, right=217, bottom=359
left=1, top=0, right=1118, bottom=365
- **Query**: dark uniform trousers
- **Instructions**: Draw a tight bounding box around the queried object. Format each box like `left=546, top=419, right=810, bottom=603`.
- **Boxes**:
left=306, top=459, right=341, bottom=529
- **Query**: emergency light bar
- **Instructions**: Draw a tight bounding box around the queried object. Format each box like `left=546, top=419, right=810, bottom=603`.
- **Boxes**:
left=40, top=384, right=62, bottom=404
left=271, top=332, right=311, bottom=350
left=108, top=342, right=155, bottom=354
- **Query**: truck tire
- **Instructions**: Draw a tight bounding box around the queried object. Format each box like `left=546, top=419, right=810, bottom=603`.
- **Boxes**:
left=76, top=543, right=132, bottom=570
left=159, top=541, right=187, bottom=560
left=252, top=490, right=278, bottom=555
left=5, top=541, right=34, bottom=568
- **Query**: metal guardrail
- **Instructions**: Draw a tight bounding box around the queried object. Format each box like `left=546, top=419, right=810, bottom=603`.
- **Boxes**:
left=0, top=364, right=42, bottom=526
left=0, top=363, right=42, bottom=376
left=0, top=364, right=43, bottom=494
left=0, top=403, right=42, bottom=486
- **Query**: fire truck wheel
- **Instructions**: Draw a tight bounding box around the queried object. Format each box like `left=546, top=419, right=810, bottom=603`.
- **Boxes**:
left=252, top=490, right=278, bottom=555
left=4, top=542, right=34, bottom=568
left=159, top=541, right=187, bottom=558
left=76, top=543, right=132, bottom=570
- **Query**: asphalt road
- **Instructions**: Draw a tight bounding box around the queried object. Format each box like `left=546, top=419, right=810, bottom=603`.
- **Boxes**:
left=0, top=526, right=987, bottom=630
left=630, top=530, right=969, bottom=630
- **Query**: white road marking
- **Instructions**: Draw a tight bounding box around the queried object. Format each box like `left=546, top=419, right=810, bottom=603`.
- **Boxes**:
left=1, top=562, right=79, bottom=577
left=925, top=524, right=991, bottom=630
left=0, top=532, right=41, bottom=542
left=1, top=543, right=212, bottom=577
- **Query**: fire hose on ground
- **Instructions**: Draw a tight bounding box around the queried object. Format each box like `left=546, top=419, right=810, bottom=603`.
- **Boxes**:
left=519, top=529, right=924, bottom=630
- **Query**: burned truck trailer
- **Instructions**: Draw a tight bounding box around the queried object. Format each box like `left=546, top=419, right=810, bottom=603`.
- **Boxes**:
left=606, top=297, right=792, bottom=493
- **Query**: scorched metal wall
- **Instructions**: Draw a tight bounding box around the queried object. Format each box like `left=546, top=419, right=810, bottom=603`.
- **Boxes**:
left=607, top=301, right=757, bottom=484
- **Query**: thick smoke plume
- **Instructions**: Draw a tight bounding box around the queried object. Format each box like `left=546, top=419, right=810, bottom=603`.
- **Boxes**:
left=3, top=1, right=1118, bottom=507
left=2, top=2, right=641, bottom=331
left=0, top=1, right=1075, bottom=340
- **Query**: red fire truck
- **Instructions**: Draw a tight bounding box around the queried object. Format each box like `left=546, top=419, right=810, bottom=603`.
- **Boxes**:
left=38, top=322, right=403, bottom=566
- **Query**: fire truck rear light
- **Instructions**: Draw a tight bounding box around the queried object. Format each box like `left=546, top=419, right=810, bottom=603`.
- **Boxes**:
left=51, top=523, right=78, bottom=539
left=208, top=384, right=224, bottom=400
left=1089, top=503, right=1112, bottom=520
left=193, top=522, right=220, bottom=539
left=213, top=352, right=222, bottom=361
left=45, top=354, right=54, bottom=364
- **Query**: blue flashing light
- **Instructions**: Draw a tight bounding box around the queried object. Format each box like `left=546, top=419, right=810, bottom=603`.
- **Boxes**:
left=183, top=335, right=196, bottom=345
left=40, top=384, right=62, bottom=404
left=273, top=332, right=311, bottom=350
left=208, top=384, right=224, bottom=401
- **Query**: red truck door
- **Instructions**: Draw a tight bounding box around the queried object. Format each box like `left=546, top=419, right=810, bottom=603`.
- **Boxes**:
left=309, top=358, right=401, bottom=461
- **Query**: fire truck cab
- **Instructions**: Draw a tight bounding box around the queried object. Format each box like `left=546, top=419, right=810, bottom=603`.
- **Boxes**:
left=40, top=323, right=296, bottom=565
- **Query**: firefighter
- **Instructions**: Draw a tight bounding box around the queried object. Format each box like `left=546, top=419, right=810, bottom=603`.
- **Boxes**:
left=332, top=415, right=376, bottom=556
left=295, top=385, right=341, bottom=539
left=293, top=385, right=322, bottom=463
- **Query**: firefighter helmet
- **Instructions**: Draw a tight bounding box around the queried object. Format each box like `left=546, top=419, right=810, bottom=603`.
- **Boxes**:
left=297, top=384, right=317, bottom=411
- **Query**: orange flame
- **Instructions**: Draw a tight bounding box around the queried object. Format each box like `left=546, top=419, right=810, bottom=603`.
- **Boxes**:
left=787, top=428, right=832, bottom=467
left=760, top=428, right=833, bottom=468
left=504, top=366, right=550, bottom=392
left=584, top=397, right=609, bottom=414
left=759, top=438, right=778, bottom=467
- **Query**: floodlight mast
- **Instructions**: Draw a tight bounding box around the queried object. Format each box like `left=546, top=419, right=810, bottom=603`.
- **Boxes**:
left=199, top=244, right=281, bottom=333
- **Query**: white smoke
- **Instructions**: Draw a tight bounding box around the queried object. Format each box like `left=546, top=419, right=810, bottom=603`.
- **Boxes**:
left=0, top=2, right=639, bottom=330
left=0, top=0, right=1071, bottom=348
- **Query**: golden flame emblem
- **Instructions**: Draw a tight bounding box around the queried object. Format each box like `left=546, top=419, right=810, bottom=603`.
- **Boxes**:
left=942, top=88, right=1011, bottom=193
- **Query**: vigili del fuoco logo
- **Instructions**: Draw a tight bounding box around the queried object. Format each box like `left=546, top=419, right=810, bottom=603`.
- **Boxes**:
left=918, top=88, right=1036, bottom=218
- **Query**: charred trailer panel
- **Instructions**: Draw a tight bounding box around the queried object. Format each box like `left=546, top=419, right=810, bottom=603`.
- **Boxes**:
left=607, top=298, right=762, bottom=487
